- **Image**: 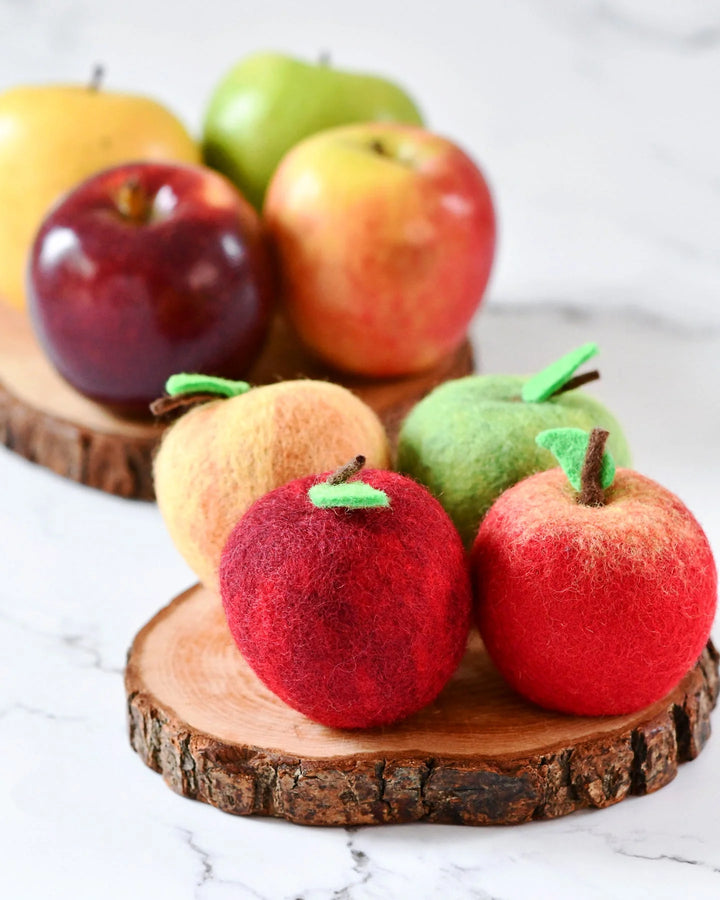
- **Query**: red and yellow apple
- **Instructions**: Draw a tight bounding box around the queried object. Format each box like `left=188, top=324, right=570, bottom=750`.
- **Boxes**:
left=0, top=76, right=199, bottom=310
left=264, top=123, right=495, bottom=378
left=28, top=162, right=273, bottom=414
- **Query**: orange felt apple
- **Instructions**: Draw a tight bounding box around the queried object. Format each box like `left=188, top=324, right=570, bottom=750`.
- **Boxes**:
left=264, top=123, right=495, bottom=378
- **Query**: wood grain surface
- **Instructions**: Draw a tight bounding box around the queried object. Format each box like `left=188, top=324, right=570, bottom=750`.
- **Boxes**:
left=0, top=304, right=474, bottom=499
left=126, top=584, right=719, bottom=826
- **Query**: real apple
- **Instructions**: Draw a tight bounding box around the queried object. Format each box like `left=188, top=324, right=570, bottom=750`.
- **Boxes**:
left=473, top=427, right=717, bottom=716
left=397, top=342, right=631, bottom=547
left=264, top=122, right=495, bottom=378
left=202, top=51, right=423, bottom=210
left=0, top=72, right=199, bottom=310
left=28, top=162, right=273, bottom=414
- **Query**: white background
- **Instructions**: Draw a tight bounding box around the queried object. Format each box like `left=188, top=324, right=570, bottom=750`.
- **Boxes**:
left=1, top=0, right=719, bottom=327
left=1, top=3, right=720, bottom=898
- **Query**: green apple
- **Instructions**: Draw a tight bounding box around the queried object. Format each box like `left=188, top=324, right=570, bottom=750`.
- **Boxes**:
left=396, top=343, right=632, bottom=547
left=201, top=51, right=423, bottom=209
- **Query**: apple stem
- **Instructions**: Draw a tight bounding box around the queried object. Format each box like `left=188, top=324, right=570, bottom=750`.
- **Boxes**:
left=150, top=393, right=221, bottom=418
left=318, top=50, right=331, bottom=66
left=579, top=427, right=610, bottom=507
left=551, top=369, right=600, bottom=398
left=327, top=455, right=366, bottom=485
left=370, top=140, right=388, bottom=157
left=89, top=64, right=104, bottom=91
left=117, top=177, right=150, bottom=223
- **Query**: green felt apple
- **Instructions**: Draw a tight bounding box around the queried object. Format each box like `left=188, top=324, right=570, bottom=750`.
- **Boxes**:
left=396, top=343, right=632, bottom=547
left=201, top=51, right=424, bottom=209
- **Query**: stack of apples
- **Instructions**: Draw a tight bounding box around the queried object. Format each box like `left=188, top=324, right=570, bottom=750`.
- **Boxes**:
left=148, top=345, right=716, bottom=729
left=5, top=54, right=713, bottom=735
left=0, top=53, right=496, bottom=414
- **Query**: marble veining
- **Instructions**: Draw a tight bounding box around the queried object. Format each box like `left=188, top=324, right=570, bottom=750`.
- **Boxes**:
left=1, top=306, right=719, bottom=900
left=1, top=2, right=719, bottom=896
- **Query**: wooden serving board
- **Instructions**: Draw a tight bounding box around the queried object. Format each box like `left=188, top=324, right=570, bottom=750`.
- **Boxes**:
left=0, top=303, right=474, bottom=500
left=125, top=585, right=719, bottom=827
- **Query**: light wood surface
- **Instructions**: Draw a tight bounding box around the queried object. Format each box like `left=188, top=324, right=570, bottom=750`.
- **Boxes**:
left=0, top=304, right=474, bottom=499
left=126, top=584, right=719, bottom=826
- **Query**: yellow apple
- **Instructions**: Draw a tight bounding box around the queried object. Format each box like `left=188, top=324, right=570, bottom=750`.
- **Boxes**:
left=0, top=76, right=200, bottom=310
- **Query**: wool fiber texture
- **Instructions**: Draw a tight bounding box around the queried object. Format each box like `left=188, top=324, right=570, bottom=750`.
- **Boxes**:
left=397, top=373, right=631, bottom=548
left=220, top=469, right=472, bottom=729
left=472, top=468, right=717, bottom=716
left=154, top=379, right=391, bottom=591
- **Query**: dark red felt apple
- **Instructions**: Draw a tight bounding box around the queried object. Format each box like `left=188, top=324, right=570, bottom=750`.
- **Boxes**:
left=28, top=161, right=273, bottom=414
left=220, top=456, right=472, bottom=729
left=472, top=427, right=717, bottom=716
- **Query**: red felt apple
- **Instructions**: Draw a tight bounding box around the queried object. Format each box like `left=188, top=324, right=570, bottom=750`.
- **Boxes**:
left=264, top=122, right=495, bottom=378
left=220, top=457, right=472, bottom=729
left=28, top=161, right=274, bottom=414
left=472, top=427, right=717, bottom=716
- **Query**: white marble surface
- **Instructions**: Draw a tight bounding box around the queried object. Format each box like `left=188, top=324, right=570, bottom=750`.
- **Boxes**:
left=1, top=307, right=719, bottom=900
left=1, top=2, right=720, bottom=897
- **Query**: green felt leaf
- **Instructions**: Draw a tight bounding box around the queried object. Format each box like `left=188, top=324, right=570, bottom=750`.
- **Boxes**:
left=521, top=342, right=599, bottom=403
left=308, top=481, right=390, bottom=509
left=536, top=427, right=616, bottom=491
left=165, top=373, right=251, bottom=398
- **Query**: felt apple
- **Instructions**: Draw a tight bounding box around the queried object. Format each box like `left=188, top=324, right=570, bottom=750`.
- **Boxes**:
left=28, top=162, right=273, bottom=414
left=473, top=427, right=717, bottom=716
left=152, top=375, right=391, bottom=591
left=397, top=343, right=631, bottom=547
left=202, top=51, right=423, bottom=210
left=264, top=122, right=495, bottom=377
left=0, top=69, right=199, bottom=310
left=220, top=457, right=472, bottom=728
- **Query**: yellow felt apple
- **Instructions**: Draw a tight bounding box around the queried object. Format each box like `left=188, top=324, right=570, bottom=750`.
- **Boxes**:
left=0, top=70, right=200, bottom=310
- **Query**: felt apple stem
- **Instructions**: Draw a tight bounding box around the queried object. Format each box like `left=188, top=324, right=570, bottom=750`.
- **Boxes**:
left=535, top=426, right=616, bottom=507
left=89, top=64, right=104, bottom=91
left=521, top=343, right=600, bottom=403
left=552, top=368, right=600, bottom=396
left=327, top=454, right=366, bottom=484
left=308, top=455, right=390, bottom=509
left=579, top=427, right=610, bottom=506
left=150, top=373, right=251, bottom=417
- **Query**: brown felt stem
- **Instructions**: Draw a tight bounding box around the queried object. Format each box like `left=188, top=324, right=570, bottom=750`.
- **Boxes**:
left=89, top=64, right=104, bottom=91
left=117, top=177, right=150, bottom=223
left=579, top=427, right=609, bottom=507
left=327, top=455, right=366, bottom=485
left=150, top=392, right=221, bottom=418
left=551, top=369, right=600, bottom=398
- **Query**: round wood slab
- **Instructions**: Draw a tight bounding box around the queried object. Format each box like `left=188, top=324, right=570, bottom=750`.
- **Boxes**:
left=0, top=304, right=473, bottom=500
left=125, top=585, right=719, bottom=827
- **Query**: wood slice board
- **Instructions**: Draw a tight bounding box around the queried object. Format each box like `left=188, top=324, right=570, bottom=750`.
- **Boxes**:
left=0, top=303, right=474, bottom=500
left=125, top=584, right=719, bottom=827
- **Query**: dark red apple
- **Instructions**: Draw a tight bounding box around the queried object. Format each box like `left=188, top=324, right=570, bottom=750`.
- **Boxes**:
left=220, top=458, right=472, bottom=728
left=28, top=161, right=274, bottom=414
